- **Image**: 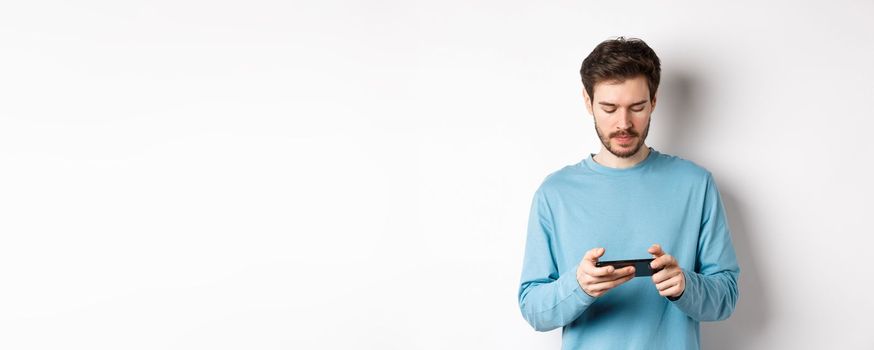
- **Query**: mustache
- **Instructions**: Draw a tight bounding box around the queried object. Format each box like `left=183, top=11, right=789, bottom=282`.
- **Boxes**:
left=610, top=129, right=639, bottom=138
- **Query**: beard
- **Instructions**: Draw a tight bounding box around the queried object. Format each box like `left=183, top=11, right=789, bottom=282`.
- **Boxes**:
left=594, top=117, right=651, bottom=159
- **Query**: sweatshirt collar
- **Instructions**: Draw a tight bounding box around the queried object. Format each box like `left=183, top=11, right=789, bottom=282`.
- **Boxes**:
left=582, top=147, right=658, bottom=176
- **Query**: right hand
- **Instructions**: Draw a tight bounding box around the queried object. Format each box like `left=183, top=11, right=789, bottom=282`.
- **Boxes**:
left=576, top=247, right=636, bottom=297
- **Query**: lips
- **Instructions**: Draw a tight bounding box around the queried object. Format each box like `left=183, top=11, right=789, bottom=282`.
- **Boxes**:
left=613, top=135, right=635, bottom=142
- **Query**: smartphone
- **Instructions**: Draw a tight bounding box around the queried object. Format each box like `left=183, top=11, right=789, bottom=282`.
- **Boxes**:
left=595, top=258, right=662, bottom=277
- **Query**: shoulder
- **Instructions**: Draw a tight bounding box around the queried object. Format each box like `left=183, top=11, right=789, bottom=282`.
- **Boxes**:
left=651, top=150, right=714, bottom=183
left=531, top=163, right=581, bottom=199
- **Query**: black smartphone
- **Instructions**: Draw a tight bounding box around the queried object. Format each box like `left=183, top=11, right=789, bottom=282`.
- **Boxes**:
left=595, top=258, right=662, bottom=277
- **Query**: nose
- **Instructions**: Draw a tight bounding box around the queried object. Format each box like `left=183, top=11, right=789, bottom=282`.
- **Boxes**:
left=616, top=109, right=633, bottom=130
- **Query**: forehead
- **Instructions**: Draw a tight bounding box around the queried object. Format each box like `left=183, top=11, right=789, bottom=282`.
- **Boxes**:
left=593, top=75, right=650, bottom=104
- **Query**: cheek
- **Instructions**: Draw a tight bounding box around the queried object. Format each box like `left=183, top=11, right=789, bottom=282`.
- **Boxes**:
left=594, top=114, right=611, bottom=126
left=637, top=116, right=651, bottom=129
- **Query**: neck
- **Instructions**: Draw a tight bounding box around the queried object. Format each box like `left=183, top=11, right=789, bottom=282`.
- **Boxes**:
left=593, top=145, right=651, bottom=169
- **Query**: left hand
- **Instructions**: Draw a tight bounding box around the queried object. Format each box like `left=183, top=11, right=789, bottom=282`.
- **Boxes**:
left=648, top=244, right=685, bottom=299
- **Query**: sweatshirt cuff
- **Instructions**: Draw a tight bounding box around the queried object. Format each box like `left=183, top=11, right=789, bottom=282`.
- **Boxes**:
left=560, top=263, right=597, bottom=305
left=668, top=268, right=697, bottom=308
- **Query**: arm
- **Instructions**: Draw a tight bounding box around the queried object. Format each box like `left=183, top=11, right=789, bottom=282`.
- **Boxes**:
left=517, top=188, right=596, bottom=332
left=670, top=173, right=741, bottom=321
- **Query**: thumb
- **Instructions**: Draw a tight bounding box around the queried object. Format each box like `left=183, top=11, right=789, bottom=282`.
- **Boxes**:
left=584, top=247, right=605, bottom=263
left=648, top=244, right=664, bottom=257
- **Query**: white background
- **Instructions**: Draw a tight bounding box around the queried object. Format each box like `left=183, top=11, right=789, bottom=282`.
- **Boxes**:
left=1, top=1, right=873, bottom=349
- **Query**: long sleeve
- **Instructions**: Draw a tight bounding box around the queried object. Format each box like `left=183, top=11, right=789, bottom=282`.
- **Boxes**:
left=518, top=187, right=596, bottom=332
left=670, top=173, right=741, bottom=321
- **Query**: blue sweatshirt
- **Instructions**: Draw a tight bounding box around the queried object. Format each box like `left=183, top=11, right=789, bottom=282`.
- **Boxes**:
left=518, top=148, right=740, bottom=349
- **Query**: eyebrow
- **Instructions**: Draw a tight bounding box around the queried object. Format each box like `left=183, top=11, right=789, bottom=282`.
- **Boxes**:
left=598, top=99, right=648, bottom=107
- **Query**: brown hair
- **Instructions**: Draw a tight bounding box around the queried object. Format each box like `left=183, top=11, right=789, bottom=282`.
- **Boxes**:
left=580, top=36, right=661, bottom=105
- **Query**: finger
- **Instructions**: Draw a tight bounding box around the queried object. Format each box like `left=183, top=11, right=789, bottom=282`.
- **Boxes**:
left=587, top=266, right=635, bottom=283
left=656, top=275, right=679, bottom=291
left=651, top=268, right=671, bottom=284
left=648, top=243, right=664, bottom=257
left=588, top=272, right=635, bottom=292
left=650, top=254, right=676, bottom=270
left=659, top=283, right=682, bottom=297
left=582, top=248, right=613, bottom=276
left=587, top=264, right=616, bottom=277
left=652, top=266, right=683, bottom=283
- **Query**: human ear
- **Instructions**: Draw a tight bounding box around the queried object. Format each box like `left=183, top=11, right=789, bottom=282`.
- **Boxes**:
left=582, top=88, right=594, bottom=116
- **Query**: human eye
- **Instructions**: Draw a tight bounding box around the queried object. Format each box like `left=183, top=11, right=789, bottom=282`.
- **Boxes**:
left=631, top=107, right=645, bottom=112
left=602, top=109, right=617, bottom=114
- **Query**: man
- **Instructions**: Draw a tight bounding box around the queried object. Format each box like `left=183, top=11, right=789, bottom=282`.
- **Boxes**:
left=517, top=36, right=740, bottom=349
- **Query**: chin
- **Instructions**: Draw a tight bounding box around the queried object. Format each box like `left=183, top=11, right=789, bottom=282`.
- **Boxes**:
left=609, top=142, right=642, bottom=158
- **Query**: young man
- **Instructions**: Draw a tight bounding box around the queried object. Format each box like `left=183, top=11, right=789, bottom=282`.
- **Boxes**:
left=517, top=37, right=740, bottom=349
